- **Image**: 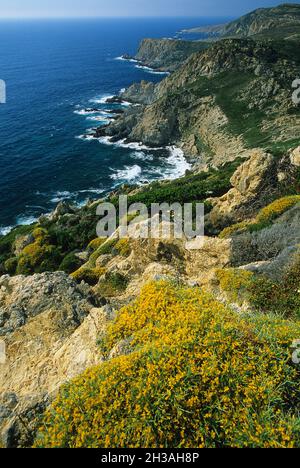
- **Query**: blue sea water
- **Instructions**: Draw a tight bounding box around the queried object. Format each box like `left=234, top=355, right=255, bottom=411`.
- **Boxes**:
left=0, top=17, right=229, bottom=233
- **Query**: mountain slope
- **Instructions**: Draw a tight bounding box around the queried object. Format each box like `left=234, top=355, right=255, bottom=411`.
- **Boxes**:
left=184, top=4, right=300, bottom=41
left=218, top=3, right=300, bottom=39
left=100, top=38, right=300, bottom=167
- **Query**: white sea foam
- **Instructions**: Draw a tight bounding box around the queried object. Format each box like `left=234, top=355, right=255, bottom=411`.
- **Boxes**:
left=164, top=146, right=191, bottom=179
left=135, top=64, right=170, bottom=75
left=78, top=188, right=105, bottom=195
left=50, top=191, right=73, bottom=203
left=115, top=56, right=139, bottom=63
left=98, top=137, right=163, bottom=151
left=16, top=215, right=38, bottom=226
left=0, top=215, right=38, bottom=236
left=97, top=136, right=114, bottom=145
left=74, top=109, right=101, bottom=116
left=110, top=164, right=142, bottom=182
left=130, top=151, right=154, bottom=162
left=86, top=115, right=112, bottom=123
left=89, top=95, right=115, bottom=105
left=120, top=100, right=132, bottom=107
left=76, top=134, right=95, bottom=141
left=0, top=226, right=14, bottom=236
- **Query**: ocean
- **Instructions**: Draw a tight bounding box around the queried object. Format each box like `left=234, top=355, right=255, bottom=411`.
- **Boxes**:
left=0, top=17, right=229, bottom=234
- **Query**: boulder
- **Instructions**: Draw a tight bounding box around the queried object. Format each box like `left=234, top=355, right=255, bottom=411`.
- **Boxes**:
left=290, top=146, right=300, bottom=167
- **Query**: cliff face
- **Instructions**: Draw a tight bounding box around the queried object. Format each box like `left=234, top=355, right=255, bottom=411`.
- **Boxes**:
left=131, top=38, right=209, bottom=71
left=103, top=39, right=300, bottom=167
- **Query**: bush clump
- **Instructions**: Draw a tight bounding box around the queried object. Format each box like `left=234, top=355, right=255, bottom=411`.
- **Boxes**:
left=35, top=281, right=300, bottom=448
left=114, top=238, right=131, bottom=257
left=216, top=251, right=300, bottom=319
left=4, top=257, right=18, bottom=275
left=16, top=240, right=61, bottom=275
left=59, top=253, right=83, bottom=274
left=96, top=272, right=128, bottom=297
left=256, top=195, right=300, bottom=225
left=88, top=238, right=106, bottom=251
left=71, top=266, right=106, bottom=286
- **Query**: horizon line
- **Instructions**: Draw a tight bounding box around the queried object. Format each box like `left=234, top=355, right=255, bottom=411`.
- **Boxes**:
left=0, top=15, right=232, bottom=20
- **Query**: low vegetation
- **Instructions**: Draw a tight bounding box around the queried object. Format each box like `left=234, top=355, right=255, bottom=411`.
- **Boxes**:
left=219, top=195, right=300, bottom=238
left=216, top=251, right=300, bottom=319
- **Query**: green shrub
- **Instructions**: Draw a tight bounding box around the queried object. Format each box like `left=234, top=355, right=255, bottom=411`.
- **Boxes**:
left=97, top=272, right=128, bottom=297
left=114, top=239, right=131, bottom=257
left=71, top=266, right=106, bottom=286
left=59, top=253, right=83, bottom=274
left=88, top=238, right=106, bottom=251
left=16, top=236, right=62, bottom=275
left=4, top=257, right=18, bottom=275
left=217, top=252, right=300, bottom=319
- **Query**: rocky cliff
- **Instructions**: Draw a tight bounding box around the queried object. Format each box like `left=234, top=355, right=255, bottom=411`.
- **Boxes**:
left=99, top=38, right=300, bottom=167
left=124, top=38, right=209, bottom=72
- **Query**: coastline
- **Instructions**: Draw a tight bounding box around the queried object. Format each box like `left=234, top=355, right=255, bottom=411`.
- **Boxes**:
left=116, top=55, right=171, bottom=76
left=0, top=88, right=192, bottom=237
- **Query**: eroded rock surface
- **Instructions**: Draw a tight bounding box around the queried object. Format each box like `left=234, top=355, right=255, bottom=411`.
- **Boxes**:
left=0, top=272, right=110, bottom=447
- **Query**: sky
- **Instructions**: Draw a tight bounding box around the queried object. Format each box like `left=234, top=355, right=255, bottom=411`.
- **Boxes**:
left=0, top=0, right=299, bottom=19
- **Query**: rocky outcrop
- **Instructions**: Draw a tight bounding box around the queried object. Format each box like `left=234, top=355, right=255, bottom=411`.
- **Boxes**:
left=0, top=272, right=93, bottom=335
left=0, top=272, right=110, bottom=447
left=207, top=149, right=299, bottom=230
left=121, top=80, right=156, bottom=105
left=47, top=201, right=76, bottom=222
left=126, top=38, right=209, bottom=72
left=13, top=234, right=35, bottom=256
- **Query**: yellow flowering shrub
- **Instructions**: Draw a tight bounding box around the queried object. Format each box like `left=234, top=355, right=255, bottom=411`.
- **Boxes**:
left=32, top=227, right=48, bottom=241
left=219, top=196, right=300, bottom=238
left=219, top=221, right=250, bottom=239
left=256, top=195, right=300, bottom=225
left=35, top=282, right=300, bottom=448
left=215, top=268, right=253, bottom=304
left=16, top=234, right=60, bottom=275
